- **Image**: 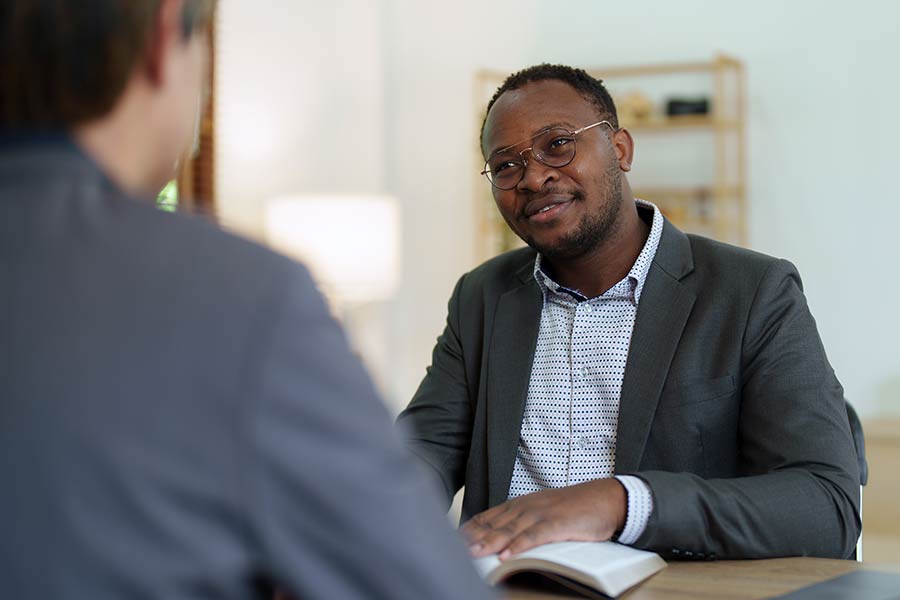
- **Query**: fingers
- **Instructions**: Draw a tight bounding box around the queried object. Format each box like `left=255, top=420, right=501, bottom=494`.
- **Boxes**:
left=468, top=515, right=569, bottom=560
left=460, top=479, right=628, bottom=559
left=500, top=520, right=559, bottom=558
left=461, top=502, right=534, bottom=557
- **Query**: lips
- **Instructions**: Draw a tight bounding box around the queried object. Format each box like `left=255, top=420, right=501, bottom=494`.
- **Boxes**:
left=523, top=194, right=574, bottom=220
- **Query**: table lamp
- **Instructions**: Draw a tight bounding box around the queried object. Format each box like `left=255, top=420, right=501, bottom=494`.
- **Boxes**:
left=264, top=194, right=401, bottom=400
left=264, top=194, right=400, bottom=308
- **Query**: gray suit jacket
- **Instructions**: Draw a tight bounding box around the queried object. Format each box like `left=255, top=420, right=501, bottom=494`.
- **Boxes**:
left=0, top=134, right=494, bottom=600
left=398, top=209, right=860, bottom=560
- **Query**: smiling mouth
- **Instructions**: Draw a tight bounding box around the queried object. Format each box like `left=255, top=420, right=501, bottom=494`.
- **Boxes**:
left=523, top=196, right=575, bottom=221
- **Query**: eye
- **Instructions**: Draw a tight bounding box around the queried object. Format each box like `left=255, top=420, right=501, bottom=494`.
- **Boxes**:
left=490, top=158, right=522, bottom=176
left=546, top=135, right=574, bottom=153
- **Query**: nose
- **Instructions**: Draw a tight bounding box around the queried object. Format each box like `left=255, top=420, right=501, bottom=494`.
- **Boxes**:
left=516, top=147, right=558, bottom=192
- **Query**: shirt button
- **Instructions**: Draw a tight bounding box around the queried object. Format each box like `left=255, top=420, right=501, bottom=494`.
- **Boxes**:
left=576, top=437, right=589, bottom=450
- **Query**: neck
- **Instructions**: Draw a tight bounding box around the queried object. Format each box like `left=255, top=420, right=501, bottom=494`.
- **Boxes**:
left=545, top=200, right=650, bottom=299
left=72, top=79, right=169, bottom=199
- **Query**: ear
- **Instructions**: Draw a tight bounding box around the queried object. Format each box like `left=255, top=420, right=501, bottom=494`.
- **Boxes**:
left=612, top=128, right=635, bottom=173
left=144, top=0, right=185, bottom=86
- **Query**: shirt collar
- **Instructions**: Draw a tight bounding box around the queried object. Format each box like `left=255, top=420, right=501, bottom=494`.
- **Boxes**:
left=533, top=199, right=664, bottom=305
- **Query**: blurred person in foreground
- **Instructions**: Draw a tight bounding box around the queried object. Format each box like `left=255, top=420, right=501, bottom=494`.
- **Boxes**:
left=398, top=64, right=860, bottom=561
left=0, top=1, right=493, bottom=598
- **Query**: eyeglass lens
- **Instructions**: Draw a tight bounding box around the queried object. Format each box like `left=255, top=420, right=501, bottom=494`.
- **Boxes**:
left=485, top=128, right=577, bottom=189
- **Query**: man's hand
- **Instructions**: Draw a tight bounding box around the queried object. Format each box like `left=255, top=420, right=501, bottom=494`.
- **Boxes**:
left=461, top=478, right=628, bottom=560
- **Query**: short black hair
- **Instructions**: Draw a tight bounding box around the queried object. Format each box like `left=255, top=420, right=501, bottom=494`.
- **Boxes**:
left=0, top=0, right=215, bottom=129
left=480, top=63, right=619, bottom=148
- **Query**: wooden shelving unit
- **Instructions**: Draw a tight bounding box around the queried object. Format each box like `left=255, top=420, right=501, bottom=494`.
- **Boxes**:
left=612, top=54, right=746, bottom=246
left=473, top=54, right=747, bottom=262
left=175, top=10, right=218, bottom=217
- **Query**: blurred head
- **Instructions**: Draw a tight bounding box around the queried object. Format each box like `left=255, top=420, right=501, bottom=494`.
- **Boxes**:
left=0, top=0, right=214, bottom=194
left=0, top=0, right=214, bottom=129
left=480, top=66, right=634, bottom=261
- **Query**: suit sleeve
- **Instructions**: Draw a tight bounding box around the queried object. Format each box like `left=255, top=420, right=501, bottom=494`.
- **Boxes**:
left=395, top=275, right=474, bottom=508
left=632, top=259, right=861, bottom=559
left=239, top=263, right=494, bottom=599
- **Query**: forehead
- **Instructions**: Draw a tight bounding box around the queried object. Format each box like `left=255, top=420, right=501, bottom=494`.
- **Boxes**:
left=482, top=79, right=599, bottom=156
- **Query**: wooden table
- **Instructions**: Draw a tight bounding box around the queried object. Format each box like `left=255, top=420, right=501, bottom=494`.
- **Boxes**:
left=505, top=557, right=900, bottom=599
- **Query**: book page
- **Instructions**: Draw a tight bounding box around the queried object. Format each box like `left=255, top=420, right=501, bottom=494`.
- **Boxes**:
left=472, top=555, right=502, bottom=580
left=516, top=541, right=655, bottom=574
left=483, top=541, right=665, bottom=597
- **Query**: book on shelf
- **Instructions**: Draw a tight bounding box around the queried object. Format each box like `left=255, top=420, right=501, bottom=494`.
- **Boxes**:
left=472, top=541, right=666, bottom=599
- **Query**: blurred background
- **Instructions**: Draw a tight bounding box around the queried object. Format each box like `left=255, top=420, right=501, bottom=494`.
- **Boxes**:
left=174, top=0, right=899, bottom=561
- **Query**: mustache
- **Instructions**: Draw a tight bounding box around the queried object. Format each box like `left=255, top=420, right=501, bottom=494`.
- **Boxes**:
left=525, top=186, right=582, bottom=202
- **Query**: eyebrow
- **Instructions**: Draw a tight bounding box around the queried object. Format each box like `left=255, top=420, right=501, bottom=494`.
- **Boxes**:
left=487, top=121, right=578, bottom=159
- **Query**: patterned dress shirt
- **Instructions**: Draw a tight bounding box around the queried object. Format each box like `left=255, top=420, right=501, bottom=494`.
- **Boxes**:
left=508, top=199, right=662, bottom=544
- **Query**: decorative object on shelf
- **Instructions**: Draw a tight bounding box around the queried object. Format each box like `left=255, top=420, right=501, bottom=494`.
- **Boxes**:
left=473, top=53, right=746, bottom=262
left=665, top=97, right=710, bottom=117
left=618, top=90, right=655, bottom=124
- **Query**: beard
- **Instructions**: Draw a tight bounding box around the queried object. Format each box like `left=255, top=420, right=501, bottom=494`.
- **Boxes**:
left=516, top=163, right=625, bottom=261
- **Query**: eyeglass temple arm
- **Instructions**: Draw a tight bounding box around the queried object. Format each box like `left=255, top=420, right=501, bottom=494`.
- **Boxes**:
left=574, top=120, right=613, bottom=135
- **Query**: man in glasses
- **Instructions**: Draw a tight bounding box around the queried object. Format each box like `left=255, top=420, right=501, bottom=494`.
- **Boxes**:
left=0, top=1, right=494, bottom=598
left=398, top=64, right=860, bottom=561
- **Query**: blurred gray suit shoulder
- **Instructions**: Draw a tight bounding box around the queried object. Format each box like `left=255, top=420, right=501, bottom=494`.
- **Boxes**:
left=0, top=136, right=493, bottom=600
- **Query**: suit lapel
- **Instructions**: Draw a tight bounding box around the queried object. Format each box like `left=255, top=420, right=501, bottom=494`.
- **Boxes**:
left=486, top=269, right=542, bottom=507
left=616, top=220, right=696, bottom=473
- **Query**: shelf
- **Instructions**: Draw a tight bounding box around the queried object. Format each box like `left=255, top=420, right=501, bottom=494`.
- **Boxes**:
left=584, top=55, right=742, bottom=78
left=477, top=55, right=743, bottom=82
left=634, top=185, right=742, bottom=198
left=621, top=115, right=739, bottom=132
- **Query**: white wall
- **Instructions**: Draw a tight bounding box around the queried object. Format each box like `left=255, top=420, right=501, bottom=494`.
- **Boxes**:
left=218, top=0, right=900, bottom=417
left=217, top=0, right=386, bottom=237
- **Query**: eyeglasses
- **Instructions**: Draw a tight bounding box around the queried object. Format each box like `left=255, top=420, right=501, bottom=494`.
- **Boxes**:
left=481, top=121, right=614, bottom=190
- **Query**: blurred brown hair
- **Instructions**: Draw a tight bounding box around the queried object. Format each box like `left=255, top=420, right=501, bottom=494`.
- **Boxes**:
left=0, top=0, right=214, bottom=129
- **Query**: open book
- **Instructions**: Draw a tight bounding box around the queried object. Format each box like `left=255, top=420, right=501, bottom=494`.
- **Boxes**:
left=472, top=541, right=666, bottom=599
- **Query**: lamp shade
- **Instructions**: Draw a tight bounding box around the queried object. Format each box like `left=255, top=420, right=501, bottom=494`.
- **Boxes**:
left=265, top=195, right=400, bottom=304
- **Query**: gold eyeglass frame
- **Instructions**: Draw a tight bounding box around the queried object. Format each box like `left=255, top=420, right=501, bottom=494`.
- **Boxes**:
left=480, top=120, right=615, bottom=189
